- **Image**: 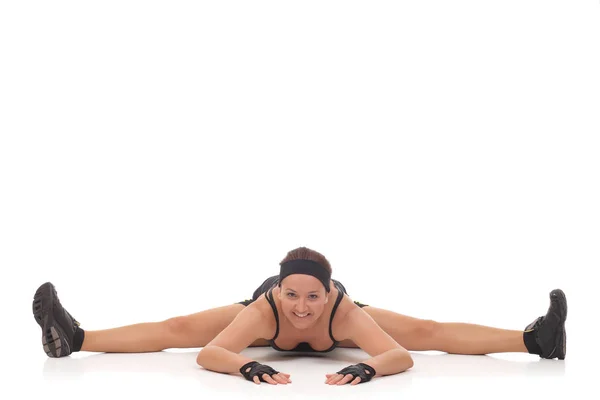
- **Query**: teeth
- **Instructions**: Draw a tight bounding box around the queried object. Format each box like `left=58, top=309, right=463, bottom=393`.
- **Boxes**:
left=294, top=312, right=309, bottom=318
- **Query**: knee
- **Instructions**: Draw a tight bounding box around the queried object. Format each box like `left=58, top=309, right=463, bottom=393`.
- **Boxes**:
left=415, top=319, right=440, bottom=340
left=163, top=316, right=191, bottom=337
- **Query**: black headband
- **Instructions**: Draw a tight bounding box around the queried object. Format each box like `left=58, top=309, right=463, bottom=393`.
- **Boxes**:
left=278, top=259, right=331, bottom=293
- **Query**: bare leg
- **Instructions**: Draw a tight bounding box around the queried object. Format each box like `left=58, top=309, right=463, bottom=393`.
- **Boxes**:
left=81, top=304, right=270, bottom=353
left=339, top=306, right=527, bottom=355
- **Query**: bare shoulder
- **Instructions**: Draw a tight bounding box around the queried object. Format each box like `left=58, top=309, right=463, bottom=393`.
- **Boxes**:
left=247, top=292, right=277, bottom=338
left=203, top=301, right=270, bottom=353
left=331, top=293, right=364, bottom=341
left=334, top=299, right=405, bottom=356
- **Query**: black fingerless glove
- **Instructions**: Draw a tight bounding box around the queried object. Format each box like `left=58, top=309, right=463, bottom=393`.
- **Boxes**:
left=239, top=361, right=280, bottom=382
left=336, top=362, right=377, bottom=383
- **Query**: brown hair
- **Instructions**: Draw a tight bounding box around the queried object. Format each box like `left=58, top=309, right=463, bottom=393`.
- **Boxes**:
left=280, top=246, right=332, bottom=275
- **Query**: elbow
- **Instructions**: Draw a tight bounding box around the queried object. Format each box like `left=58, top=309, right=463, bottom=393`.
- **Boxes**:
left=403, top=352, right=414, bottom=370
left=196, top=346, right=212, bottom=366
left=392, top=349, right=413, bottom=372
left=197, top=345, right=223, bottom=367
left=196, top=350, right=204, bottom=366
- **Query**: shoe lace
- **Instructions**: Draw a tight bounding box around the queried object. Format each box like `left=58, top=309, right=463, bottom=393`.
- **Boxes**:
left=525, top=316, right=544, bottom=333
left=65, top=309, right=80, bottom=327
left=53, top=297, right=81, bottom=329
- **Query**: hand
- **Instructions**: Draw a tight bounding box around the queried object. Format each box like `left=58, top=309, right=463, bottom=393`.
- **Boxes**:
left=325, top=372, right=363, bottom=385
left=239, top=361, right=292, bottom=385
left=325, top=362, right=376, bottom=385
left=252, top=372, right=292, bottom=385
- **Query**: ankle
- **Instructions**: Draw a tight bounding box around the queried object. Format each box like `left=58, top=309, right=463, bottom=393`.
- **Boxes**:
left=73, top=327, right=85, bottom=352
left=523, top=328, right=542, bottom=355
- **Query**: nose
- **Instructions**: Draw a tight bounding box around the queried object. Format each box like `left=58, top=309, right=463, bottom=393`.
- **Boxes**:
left=296, top=299, right=308, bottom=313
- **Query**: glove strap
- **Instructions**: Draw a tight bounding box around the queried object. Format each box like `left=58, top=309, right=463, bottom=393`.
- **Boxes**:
left=357, top=362, right=376, bottom=379
left=336, top=362, right=377, bottom=383
left=239, top=361, right=280, bottom=382
left=239, top=361, right=260, bottom=381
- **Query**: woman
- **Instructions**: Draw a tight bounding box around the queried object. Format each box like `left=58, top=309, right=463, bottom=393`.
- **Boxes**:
left=32, top=246, right=567, bottom=386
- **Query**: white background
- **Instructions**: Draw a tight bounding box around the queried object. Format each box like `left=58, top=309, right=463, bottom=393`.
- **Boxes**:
left=1, top=1, right=598, bottom=398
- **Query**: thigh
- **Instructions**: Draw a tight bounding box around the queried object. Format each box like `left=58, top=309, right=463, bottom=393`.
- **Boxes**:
left=337, top=306, right=435, bottom=350
left=171, top=304, right=269, bottom=348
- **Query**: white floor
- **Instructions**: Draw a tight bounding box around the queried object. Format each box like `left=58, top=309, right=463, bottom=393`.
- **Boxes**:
left=8, top=273, right=595, bottom=400
left=11, top=340, right=588, bottom=400
left=3, top=2, right=599, bottom=399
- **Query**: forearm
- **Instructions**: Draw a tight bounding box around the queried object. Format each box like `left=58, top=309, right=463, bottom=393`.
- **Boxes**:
left=196, top=346, right=256, bottom=375
left=363, top=348, right=413, bottom=377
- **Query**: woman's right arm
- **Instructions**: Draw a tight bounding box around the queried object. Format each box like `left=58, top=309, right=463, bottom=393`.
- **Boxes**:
left=196, top=305, right=265, bottom=372
left=196, top=305, right=289, bottom=384
left=195, top=345, right=256, bottom=375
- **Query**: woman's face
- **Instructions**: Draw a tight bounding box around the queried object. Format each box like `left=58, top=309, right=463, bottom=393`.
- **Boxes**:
left=278, top=274, right=329, bottom=329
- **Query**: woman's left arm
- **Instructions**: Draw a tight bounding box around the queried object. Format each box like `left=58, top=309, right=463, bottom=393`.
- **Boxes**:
left=325, top=308, right=413, bottom=385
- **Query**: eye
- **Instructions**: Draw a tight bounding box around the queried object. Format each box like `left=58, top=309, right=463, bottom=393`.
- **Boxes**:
left=286, top=293, right=319, bottom=299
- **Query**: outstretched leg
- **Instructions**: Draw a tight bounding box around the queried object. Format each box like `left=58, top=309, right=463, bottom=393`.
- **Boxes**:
left=340, top=289, right=567, bottom=359
left=32, top=282, right=269, bottom=357
left=356, top=308, right=527, bottom=353
left=80, top=304, right=261, bottom=353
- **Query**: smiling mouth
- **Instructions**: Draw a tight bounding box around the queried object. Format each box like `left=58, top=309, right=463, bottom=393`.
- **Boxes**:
left=294, top=312, right=310, bottom=318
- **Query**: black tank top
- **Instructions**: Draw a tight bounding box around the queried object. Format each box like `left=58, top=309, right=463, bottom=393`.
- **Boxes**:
left=265, top=280, right=345, bottom=352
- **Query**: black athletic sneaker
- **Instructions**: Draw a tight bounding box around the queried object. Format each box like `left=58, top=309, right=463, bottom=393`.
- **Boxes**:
left=523, top=288, right=567, bottom=360
left=32, top=282, right=81, bottom=358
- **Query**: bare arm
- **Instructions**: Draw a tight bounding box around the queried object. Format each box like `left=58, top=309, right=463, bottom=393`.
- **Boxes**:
left=360, top=348, right=413, bottom=377
left=196, top=305, right=265, bottom=374
left=349, top=307, right=413, bottom=376
left=196, top=345, right=256, bottom=375
left=196, top=304, right=291, bottom=384
left=328, top=307, right=413, bottom=384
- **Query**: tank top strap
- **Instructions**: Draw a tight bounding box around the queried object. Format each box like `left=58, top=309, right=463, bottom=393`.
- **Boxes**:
left=328, top=281, right=346, bottom=343
left=265, top=286, right=280, bottom=342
